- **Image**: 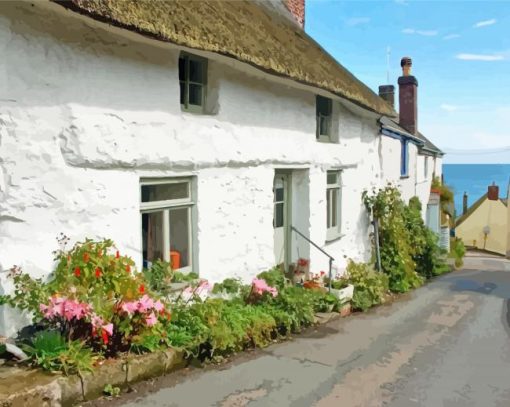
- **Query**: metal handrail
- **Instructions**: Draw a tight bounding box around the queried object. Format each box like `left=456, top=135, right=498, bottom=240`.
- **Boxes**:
left=290, top=225, right=334, bottom=292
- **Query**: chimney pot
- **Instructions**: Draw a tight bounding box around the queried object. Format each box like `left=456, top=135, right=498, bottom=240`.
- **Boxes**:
left=378, top=85, right=395, bottom=108
left=488, top=183, right=499, bottom=201
left=284, top=0, right=305, bottom=28
left=401, top=57, right=412, bottom=76
left=463, top=192, right=468, bottom=215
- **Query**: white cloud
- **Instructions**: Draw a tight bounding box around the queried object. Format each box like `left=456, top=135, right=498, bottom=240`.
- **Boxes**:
left=440, top=104, right=460, bottom=112
left=474, top=19, right=496, bottom=28
left=402, top=28, right=438, bottom=36
left=443, top=34, right=460, bottom=40
left=456, top=53, right=505, bottom=61
left=345, top=17, right=371, bottom=26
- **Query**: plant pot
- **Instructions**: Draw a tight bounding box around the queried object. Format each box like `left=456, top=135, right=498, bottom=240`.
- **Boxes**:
left=330, top=284, right=354, bottom=302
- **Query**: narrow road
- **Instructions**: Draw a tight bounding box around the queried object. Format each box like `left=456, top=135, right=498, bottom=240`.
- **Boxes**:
left=89, top=256, right=510, bottom=407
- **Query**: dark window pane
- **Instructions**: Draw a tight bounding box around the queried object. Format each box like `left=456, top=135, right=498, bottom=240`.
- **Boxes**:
left=188, top=84, right=203, bottom=106
left=332, top=189, right=338, bottom=227
left=275, top=187, right=284, bottom=202
left=317, top=95, right=331, bottom=115
left=169, top=208, right=190, bottom=269
left=189, top=59, right=204, bottom=83
left=327, top=172, right=337, bottom=185
left=142, top=211, right=165, bottom=267
left=319, top=115, right=330, bottom=136
left=179, top=81, right=185, bottom=105
left=326, top=190, right=331, bottom=228
left=274, top=202, right=284, bottom=228
left=141, top=182, right=189, bottom=203
left=178, top=57, right=186, bottom=81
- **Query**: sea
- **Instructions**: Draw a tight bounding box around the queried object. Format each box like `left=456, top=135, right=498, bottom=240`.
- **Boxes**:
left=443, top=164, right=510, bottom=218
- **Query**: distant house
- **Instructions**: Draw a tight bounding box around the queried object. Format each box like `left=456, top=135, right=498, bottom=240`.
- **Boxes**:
left=0, top=0, right=442, bottom=335
left=455, top=184, right=508, bottom=255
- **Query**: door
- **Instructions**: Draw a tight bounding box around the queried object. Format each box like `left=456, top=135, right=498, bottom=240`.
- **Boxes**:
left=273, top=173, right=290, bottom=269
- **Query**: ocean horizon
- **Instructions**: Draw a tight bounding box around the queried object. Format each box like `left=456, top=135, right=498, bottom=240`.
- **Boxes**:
left=443, top=164, right=510, bottom=218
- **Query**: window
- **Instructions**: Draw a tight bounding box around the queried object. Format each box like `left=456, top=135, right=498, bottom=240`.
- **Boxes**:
left=424, top=156, right=429, bottom=179
left=179, top=53, right=207, bottom=113
left=326, top=170, right=342, bottom=241
left=140, top=179, right=194, bottom=272
left=316, top=95, right=332, bottom=141
left=400, top=140, right=409, bottom=177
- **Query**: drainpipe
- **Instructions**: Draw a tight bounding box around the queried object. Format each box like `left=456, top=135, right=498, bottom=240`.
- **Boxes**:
left=372, top=209, right=382, bottom=272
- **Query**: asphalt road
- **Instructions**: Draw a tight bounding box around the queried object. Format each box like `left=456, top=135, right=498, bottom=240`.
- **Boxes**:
left=88, top=255, right=510, bottom=407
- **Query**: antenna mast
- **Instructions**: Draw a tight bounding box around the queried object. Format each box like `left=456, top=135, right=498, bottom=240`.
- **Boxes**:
left=386, top=46, right=391, bottom=84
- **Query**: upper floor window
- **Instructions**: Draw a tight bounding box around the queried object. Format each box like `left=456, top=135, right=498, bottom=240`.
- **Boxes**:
left=326, top=170, right=342, bottom=241
left=400, top=140, right=409, bottom=177
left=179, top=53, right=207, bottom=113
left=316, top=95, right=332, bottom=142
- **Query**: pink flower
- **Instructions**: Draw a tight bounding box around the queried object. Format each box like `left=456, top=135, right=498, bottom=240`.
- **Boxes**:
left=181, top=286, right=194, bottom=303
left=120, top=301, right=138, bottom=315
left=63, top=299, right=90, bottom=321
left=145, top=312, right=158, bottom=327
left=137, top=295, right=154, bottom=313
left=252, top=278, right=278, bottom=297
left=102, top=323, right=114, bottom=336
left=91, top=314, right=104, bottom=328
left=195, top=280, right=212, bottom=301
left=153, top=300, right=165, bottom=313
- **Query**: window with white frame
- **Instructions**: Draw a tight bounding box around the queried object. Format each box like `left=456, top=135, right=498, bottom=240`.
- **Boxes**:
left=400, top=140, right=409, bottom=177
left=326, top=170, right=342, bottom=241
left=316, top=95, right=333, bottom=142
left=179, top=52, right=207, bottom=113
left=140, top=179, right=194, bottom=272
left=424, top=156, right=429, bottom=179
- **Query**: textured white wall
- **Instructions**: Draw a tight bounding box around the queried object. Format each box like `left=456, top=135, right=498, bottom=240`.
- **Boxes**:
left=0, top=2, right=435, bottom=335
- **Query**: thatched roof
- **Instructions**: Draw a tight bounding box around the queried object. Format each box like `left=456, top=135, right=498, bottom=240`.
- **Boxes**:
left=53, top=0, right=395, bottom=116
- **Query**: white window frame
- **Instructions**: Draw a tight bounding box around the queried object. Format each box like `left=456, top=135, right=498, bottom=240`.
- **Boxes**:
left=179, top=52, right=207, bottom=114
left=140, top=178, right=194, bottom=272
left=424, top=156, right=429, bottom=179
left=326, top=170, right=342, bottom=241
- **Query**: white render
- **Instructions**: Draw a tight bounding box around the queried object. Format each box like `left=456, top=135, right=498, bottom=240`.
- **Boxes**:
left=0, top=2, right=440, bottom=336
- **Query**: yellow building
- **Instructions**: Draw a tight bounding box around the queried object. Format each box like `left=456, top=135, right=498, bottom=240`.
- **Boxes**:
left=455, top=184, right=508, bottom=256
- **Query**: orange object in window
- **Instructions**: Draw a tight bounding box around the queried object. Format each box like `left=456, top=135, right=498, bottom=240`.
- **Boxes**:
left=170, top=251, right=181, bottom=270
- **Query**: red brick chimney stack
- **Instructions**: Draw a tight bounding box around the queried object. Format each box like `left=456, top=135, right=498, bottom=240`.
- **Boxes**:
left=284, top=0, right=305, bottom=28
left=398, top=57, right=418, bottom=134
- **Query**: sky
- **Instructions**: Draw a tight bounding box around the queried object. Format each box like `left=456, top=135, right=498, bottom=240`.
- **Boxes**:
left=305, top=0, right=510, bottom=164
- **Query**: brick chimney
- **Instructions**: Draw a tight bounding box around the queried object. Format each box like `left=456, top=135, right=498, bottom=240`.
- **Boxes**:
left=398, top=57, right=418, bottom=134
left=488, top=182, right=499, bottom=201
left=284, top=0, right=305, bottom=28
left=463, top=192, right=468, bottom=215
left=379, top=85, right=395, bottom=108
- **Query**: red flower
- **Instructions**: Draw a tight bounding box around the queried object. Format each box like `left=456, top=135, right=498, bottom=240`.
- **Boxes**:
left=320, top=271, right=325, bottom=276
left=83, top=252, right=90, bottom=263
left=101, top=330, right=109, bottom=345
left=126, top=264, right=131, bottom=273
left=95, top=267, right=101, bottom=278
left=139, top=284, right=145, bottom=294
left=115, top=250, right=120, bottom=259
left=74, top=266, right=81, bottom=277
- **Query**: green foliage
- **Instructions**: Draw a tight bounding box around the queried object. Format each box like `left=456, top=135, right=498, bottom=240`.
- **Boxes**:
left=432, top=177, right=455, bottom=217
left=103, top=384, right=121, bottom=397
left=256, top=267, right=287, bottom=290
left=172, top=271, right=199, bottom=283
left=211, top=278, right=245, bottom=295
left=142, top=260, right=173, bottom=294
left=363, top=186, right=423, bottom=292
left=22, top=331, right=94, bottom=375
left=346, top=261, right=388, bottom=312
left=323, top=277, right=349, bottom=290
left=451, top=238, right=466, bottom=268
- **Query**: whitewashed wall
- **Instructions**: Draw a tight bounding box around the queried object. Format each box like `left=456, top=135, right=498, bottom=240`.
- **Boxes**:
left=0, top=2, right=432, bottom=335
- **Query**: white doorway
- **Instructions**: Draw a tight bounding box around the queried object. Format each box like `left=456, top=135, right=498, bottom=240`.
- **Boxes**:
left=273, top=172, right=290, bottom=269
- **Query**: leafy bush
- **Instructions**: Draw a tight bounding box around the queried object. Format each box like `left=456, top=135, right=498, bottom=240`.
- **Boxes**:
left=346, top=261, right=388, bottom=312
left=211, top=278, right=244, bottom=295
left=256, top=267, right=287, bottom=290
left=142, top=260, right=173, bottom=294
left=1, top=238, right=171, bottom=359
left=172, top=271, right=199, bottom=283
left=22, top=331, right=94, bottom=375
left=451, top=238, right=466, bottom=268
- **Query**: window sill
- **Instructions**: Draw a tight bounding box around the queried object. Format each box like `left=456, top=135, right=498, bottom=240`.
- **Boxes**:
left=400, top=175, right=410, bottom=179
left=325, top=233, right=345, bottom=244
left=317, top=137, right=338, bottom=144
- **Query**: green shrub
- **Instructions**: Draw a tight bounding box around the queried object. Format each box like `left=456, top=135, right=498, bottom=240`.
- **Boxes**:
left=451, top=238, right=466, bottom=268
left=346, top=261, right=388, bottom=312
left=172, top=271, right=199, bottom=283
left=142, top=260, right=173, bottom=294
left=22, top=331, right=94, bottom=375
left=256, top=267, right=287, bottom=290
left=211, top=278, right=245, bottom=295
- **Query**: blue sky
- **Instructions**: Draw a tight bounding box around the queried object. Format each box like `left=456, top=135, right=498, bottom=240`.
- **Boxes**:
left=305, top=0, right=510, bottom=163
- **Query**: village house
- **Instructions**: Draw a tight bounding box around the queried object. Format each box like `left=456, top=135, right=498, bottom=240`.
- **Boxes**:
left=455, top=183, right=509, bottom=256
left=0, top=0, right=442, bottom=336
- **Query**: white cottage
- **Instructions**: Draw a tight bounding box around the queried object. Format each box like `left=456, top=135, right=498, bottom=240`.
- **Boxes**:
left=0, top=0, right=442, bottom=336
